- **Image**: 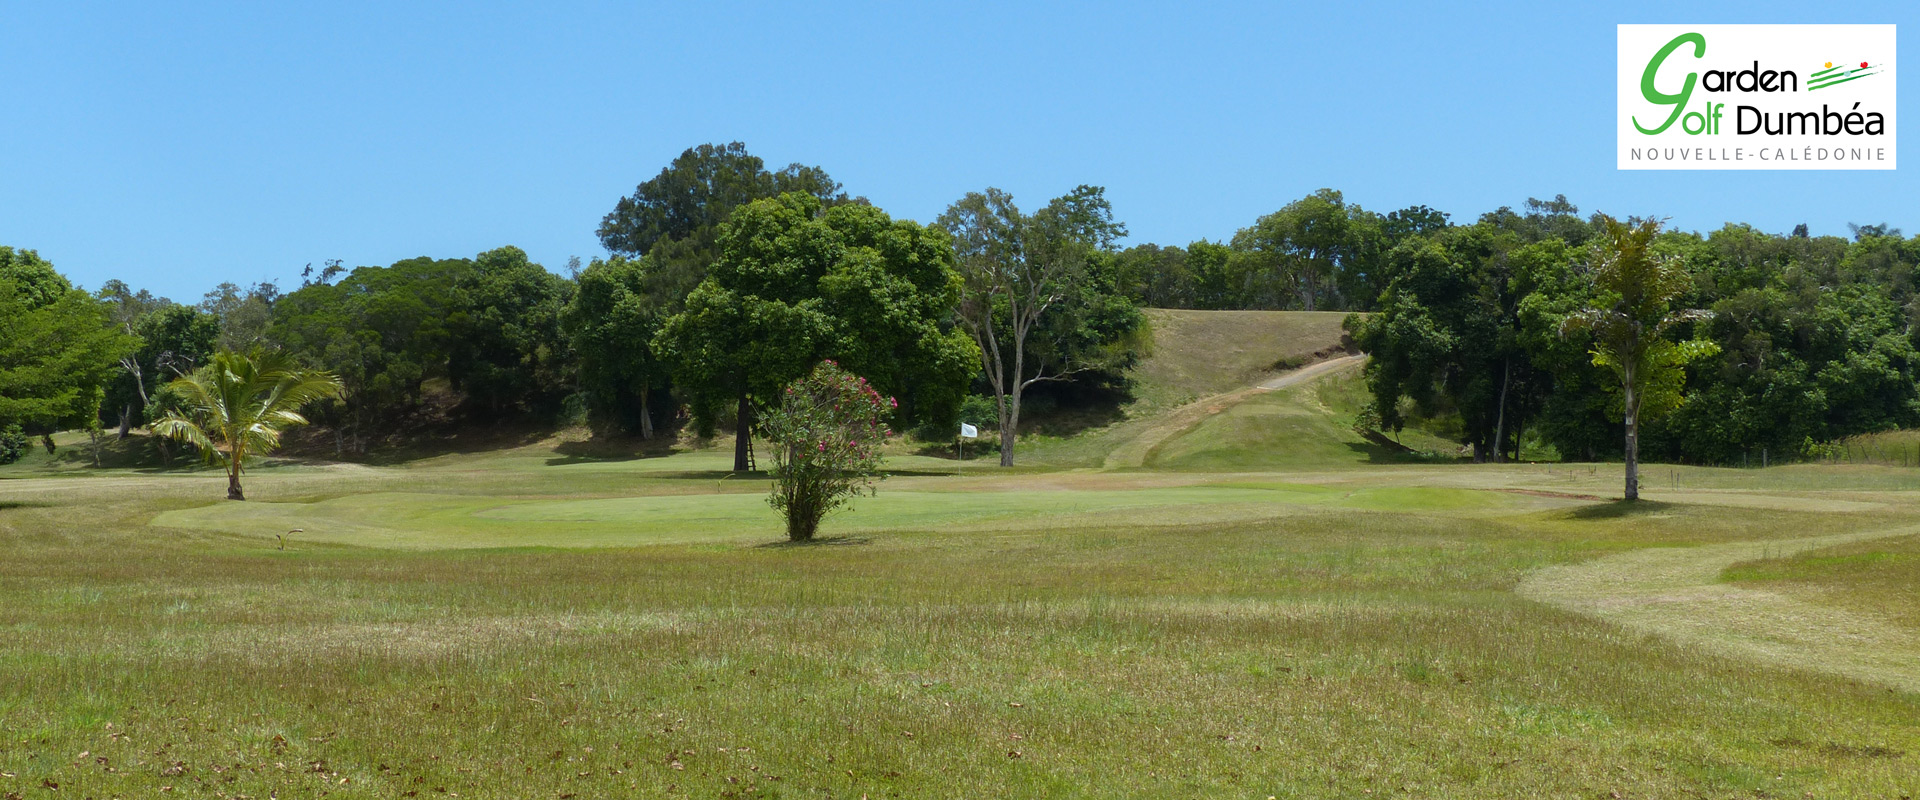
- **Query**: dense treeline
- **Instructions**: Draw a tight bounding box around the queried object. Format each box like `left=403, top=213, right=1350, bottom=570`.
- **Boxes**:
left=0, top=143, right=1143, bottom=468
left=3, top=141, right=1916, bottom=469
left=1349, top=203, right=1918, bottom=465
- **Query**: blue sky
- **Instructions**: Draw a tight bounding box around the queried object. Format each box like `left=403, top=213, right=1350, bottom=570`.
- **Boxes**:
left=2, top=1, right=1912, bottom=301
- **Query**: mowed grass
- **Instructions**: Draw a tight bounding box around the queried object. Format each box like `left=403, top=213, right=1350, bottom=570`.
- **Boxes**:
left=1146, top=368, right=1461, bottom=470
left=5, top=437, right=1920, bottom=798
left=150, top=480, right=1539, bottom=550
left=1016, top=310, right=1370, bottom=468
left=1725, top=532, right=1920, bottom=633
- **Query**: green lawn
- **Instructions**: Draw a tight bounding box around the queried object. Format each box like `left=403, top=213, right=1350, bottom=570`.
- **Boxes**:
left=150, top=480, right=1544, bottom=551
left=5, top=310, right=1920, bottom=797
left=5, top=436, right=1920, bottom=798
left=1725, top=531, right=1920, bottom=633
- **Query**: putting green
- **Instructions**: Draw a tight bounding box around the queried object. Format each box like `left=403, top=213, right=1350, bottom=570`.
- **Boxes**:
left=150, top=481, right=1542, bottom=550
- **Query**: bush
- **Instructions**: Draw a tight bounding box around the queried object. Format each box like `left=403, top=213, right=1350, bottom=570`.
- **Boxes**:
left=556, top=391, right=591, bottom=428
left=0, top=423, right=26, bottom=465
left=956, top=395, right=999, bottom=432
left=914, top=394, right=999, bottom=441
left=758, top=361, right=893, bottom=541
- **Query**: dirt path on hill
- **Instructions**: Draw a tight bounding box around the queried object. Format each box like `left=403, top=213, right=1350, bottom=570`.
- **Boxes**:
left=1517, top=525, right=1920, bottom=693
left=1101, top=354, right=1366, bottom=470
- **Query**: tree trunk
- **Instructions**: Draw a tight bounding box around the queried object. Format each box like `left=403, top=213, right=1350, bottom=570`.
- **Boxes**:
left=227, top=464, right=245, bottom=501
left=117, top=405, right=134, bottom=439
left=733, top=391, right=752, bottom=472
left=787, top=496, right=819, bottom=542
left=999, top=386, right=1020, bottom=467
left=1623, top=365, right=1640, bottom=501
left=639, top=387, right=655, bottom=441
left=1492, top=358, right=1511, bottom=463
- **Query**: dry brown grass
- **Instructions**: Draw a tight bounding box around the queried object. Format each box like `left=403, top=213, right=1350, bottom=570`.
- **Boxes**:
left=1131, top=309, right=1354, bottom=408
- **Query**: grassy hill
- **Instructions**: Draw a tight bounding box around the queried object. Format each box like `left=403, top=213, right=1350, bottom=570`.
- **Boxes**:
left=1018, top=308, right=1464, bottom=469
left=1129, top=308, right=1353, bottom=408
left=1141, top=366, right=1460, bottom=470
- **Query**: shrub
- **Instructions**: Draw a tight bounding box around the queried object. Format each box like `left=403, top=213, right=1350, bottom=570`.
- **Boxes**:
left=956, top=394, right=999, bottom=432
left=913, top=394, right=998, bottom=441
left=758, top=361, right=893, bottom=541
left=0, top=423, right=26, bottom=465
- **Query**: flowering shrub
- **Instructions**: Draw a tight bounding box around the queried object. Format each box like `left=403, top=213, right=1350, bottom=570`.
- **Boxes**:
left=759, top=361, right=894, bottom=541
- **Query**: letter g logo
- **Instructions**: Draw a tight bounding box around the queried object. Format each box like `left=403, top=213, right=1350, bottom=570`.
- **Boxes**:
left=1635, top=32, right=1706, bottom=135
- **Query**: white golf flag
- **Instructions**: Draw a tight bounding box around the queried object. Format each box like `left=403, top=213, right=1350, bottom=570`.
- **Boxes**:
left=959, top=422, right=979, bottom=439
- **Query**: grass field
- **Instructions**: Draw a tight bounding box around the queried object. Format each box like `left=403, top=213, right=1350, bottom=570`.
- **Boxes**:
left=1725, top=531, right=1920, bottom=633
left=4, top=311, right=1920, bottom=798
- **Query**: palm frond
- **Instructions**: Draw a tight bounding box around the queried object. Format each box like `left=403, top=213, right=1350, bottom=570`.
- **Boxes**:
left=150, top=414, right=223, bottom=466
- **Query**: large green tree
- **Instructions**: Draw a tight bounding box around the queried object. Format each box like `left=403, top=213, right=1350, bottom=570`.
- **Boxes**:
left=1231, top=189, right=1355, bottom=311
left=446, top=246, right=573, bottom=420
left=598, top=142, right=848, bottom=310
left=936, top=186, right=1141, bottom=466
left=199, top=281, right=280, bottom=352
left=0, top=248, right=137, bottom=439
left=1111, top=243, right=1194, bottom=308
left=269, top=256, right=464, bottom=453
left=1186, top=240, right=1241, bottom=309
left=656, top=193, right=977, bottom=471
left=100, top=302, right=220, bottom=436
left=1351, top=226, right=1563, bottom=461
left=560, top=255, right=673, bottom=438
left=1218, top=192, right=1446, bottom=311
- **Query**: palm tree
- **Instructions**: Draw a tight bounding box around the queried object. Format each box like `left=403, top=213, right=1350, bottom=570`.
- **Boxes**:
left=1562, top=217, right=1715, bottom=501
left=151, top=349, right=343, bottom=500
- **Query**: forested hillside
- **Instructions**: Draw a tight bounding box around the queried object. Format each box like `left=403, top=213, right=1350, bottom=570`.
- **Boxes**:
left=4, top=143, right=1916, bottom=469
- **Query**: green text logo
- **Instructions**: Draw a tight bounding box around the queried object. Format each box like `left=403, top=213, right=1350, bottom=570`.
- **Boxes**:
left=1634, top=32, right=1706, bottom=134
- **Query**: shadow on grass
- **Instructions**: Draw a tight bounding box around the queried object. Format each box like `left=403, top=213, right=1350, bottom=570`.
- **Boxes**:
left=911, top=441, right=997, bottom=460
left=885, top=468, right=972, bottom=477
left=658, top=469, right=766, bottom=481
left=544, top=434, right=683, bottom=466
left=0, top=501, right=45, bottom=511
left=1017, top=383, right=1134, bottom=439
left=754, top=535, right=874, bottom=548
left=652, top=468, right=963, bottom=481
left=1565, top=499, right=1674, bottom=519
left=1342, top=437, right=1467, bottom=465
left=353, top=429, right=555, bottom=466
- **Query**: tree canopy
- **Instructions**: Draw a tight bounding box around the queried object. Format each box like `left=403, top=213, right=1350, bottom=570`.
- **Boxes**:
left=0, top=248, right=136, bottom=435
left=657, top=192, right=976, bottom=470
left=937, top=185, right=1145, bottom=465
left=597, top=142, right=850, bottom=313
left=12, top=139, right=1920, bottom=477
left=561, top=255, right=674, bottom=438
